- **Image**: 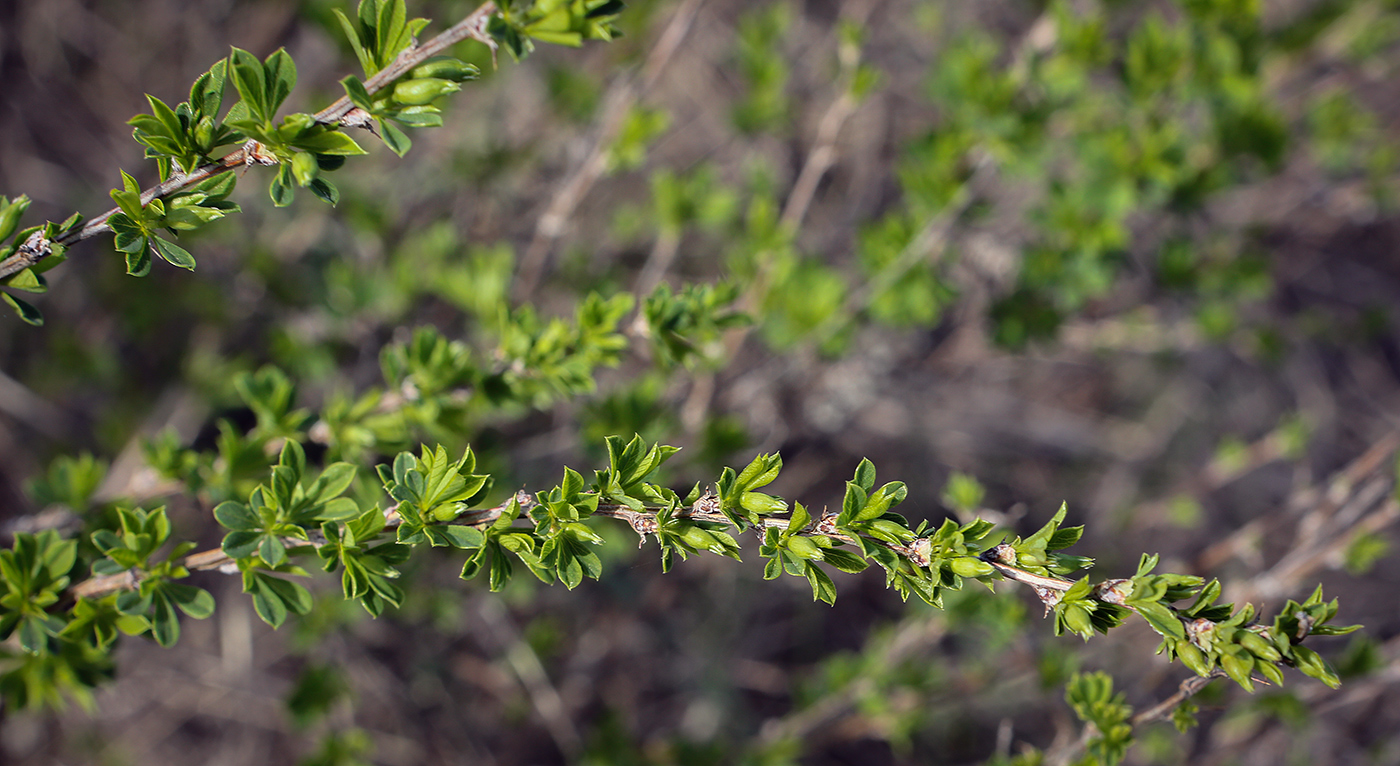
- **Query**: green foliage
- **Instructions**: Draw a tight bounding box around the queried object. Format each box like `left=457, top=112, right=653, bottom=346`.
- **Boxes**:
left=1066, top=672, right=1134, bottom=766
left=127, top=58, right=238, bottom=178
left=0, top=1, right=1379, bottom=763
left=26, top=453, right=107, bottom=510
left=732, top=3, right=793, bottom=134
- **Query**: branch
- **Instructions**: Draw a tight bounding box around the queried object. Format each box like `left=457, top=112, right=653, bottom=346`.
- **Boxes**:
left=0, top=2, right=501, bottom=282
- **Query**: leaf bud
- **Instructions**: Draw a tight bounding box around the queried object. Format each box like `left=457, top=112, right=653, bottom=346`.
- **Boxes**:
left=785, top=535, right=824, bottom=561
left=1290, top=645, right=1321, bottom=671
left=948, top=556, right=995, bottom=578
left=409, top=56, right=480, bottom=83
left=430, top=502, right=465, bottom=522
left=1220, top=649, right=1255, bottom=691
left=291, top=152, right=320, bottom=187
left=392, top=78, right=461, bottom=106
left=1237, top=630, right=1283, bottom=663
left=1063, top=603, right=1094, bottom=638
left=740, top=491, right=788, bottom=515
left=1175, top=640, right=1212, bottom=676
left=865, top=519, right=915, bottom=543
left=0, top=195, right=30, bottom=242
left=678, top=524, right=723, bottom=553
left=1256, top=660, right=1285, bottom=686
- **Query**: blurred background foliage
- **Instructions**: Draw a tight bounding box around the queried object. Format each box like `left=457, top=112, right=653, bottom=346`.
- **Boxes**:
left=2, top=0, right=1400, bottom=763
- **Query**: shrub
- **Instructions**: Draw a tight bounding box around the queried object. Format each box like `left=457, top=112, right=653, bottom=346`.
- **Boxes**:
left=1, top=1, right=1394, bottom=764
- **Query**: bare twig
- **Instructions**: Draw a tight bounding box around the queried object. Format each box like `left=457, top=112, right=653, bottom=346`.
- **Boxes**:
left=514, top=0, right=705, bottom=300
left=477, top=597, right=583, bottom=757
left=1131, top=670, right=1227, bottom=727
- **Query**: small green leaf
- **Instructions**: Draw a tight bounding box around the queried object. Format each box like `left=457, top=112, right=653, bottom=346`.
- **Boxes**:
left=151, top=237, right=196, bottom=270
left=291, top=129, right=366, bottom=156
left=852, top=458, right=876, bottom=491
left=263, top=48, right=297, bottom=116
left=124, top=245, right=152, bottom=277
left=229, top=47, right=269, bottom=123
left=438, top=525, right=486, bottom=549
left=340, top=75, right=374, bottom=110
left=252, top=583, right=288, bottom=628
left=309, top=178, right=339, bottom=206
left=2, top=292, right=43, bottom=326
left=805, top=564, right=837, bottom=604
left=270, top=165, right=295, bottom=207
left=214, top=501, right=258, bottom=531
left=2, top=267, right=44, bottom=293
left=165, top=583, right=215, bottom=619
left=1135, top=601, right=1185, bottom=641
left=150, top=594, right=181, bottom=647
left=259, top=534, right=287, bottom=567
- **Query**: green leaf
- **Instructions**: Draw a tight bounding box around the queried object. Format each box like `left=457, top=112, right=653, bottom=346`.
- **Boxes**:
left=852, top=458, right=876, bottom=491
left=822, top=548, right=869, bottom=574
left=263, top=48, right=297, bottom=116
left=150, top=594, right=181, bottom=647
left=340, top=75, right=374, bottom=111
left=3, top=267, right=45, bottom=293
left=270, top=165, right=295, bottom=207
left=309, top=178, right=339, bottom=206
left=376, top=0, right=408, bottom=68
left=151, top=237, right=196, bottom=270
left=333, top=9, right=375, bottom=75
left=164, top=583, right=215, bottom=619
left=214, top=501, right=258, bottom=531
left=263, top=574, right=313, bottom=615
left=0, top=194, right=31, bottom=241
left=291, top=129, right=366, bottom=156
left=438, top=525, right=486, bottom=549
left=307, top=462, right=356, bottom=503
left=259, top=535, right=287, bottom=567
left=736, top=453, right=781, bottom=491
left=252, top=582, right=288, bottom=628
left=2, top=292, right=42, bottom=326
left=1135, top=601, right=1185, bottom=641
left=229, top=47, right=269, bottom=123
left=805, top=564, right=838, bottom=604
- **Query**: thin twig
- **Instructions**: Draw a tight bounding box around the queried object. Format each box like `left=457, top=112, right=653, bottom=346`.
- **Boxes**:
left=477, top=597, right=583, bottom=757
left=513, top=0, right=705, bottom=300
left=1131, top=670, right=1227, bottom=727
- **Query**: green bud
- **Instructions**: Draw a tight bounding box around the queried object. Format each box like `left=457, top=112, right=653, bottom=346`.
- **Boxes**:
left=1257, top=659, right=1285, bottom=686
left=865, top=519, right=915, bottom=543
left=194, top=116, right=215, bottom=150
left=948, top=556, right=995, bottom=578
left=393, top=78, right=461, bottom=106
left=679, top=524, right=722, bottom=553
left=1221, top=649, right=1255, bottom=692
left=1238, top=630, right=1283, bottom=663
left=741, top=491, right=788, bottom=515
left=409, top=56, right=480, bottom=82
left=430, top=502, right=464, bottom=522
left=291, top=152, right=319, bottom=187
left=1176, top=640, right=1212, bottom=676
left=565, top=522, right=603, bottom=545
left=1063, top=604, right=1094, bottom=639
left=785, top=535, right=824, bottom=561
left=1290, top=645, right=1340, bottom=687
left=0, top=195, right=30, bottom=242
